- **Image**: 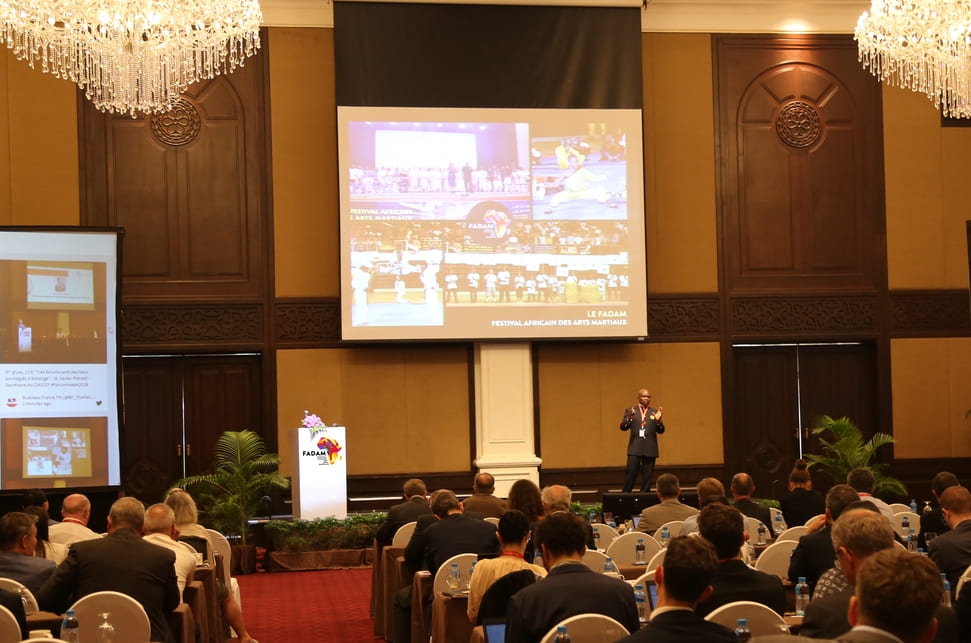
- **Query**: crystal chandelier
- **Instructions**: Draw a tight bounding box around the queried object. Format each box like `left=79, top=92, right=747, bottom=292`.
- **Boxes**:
left=0, top=0, right=263, bottom=117
left=856, top=0, right=971, bottom=118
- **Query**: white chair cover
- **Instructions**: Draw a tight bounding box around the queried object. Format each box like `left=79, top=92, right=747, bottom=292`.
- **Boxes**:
left=70, top=590, right=151, bottom=643
left=0, top=604, right=20, bottom=642
left=606, top=531, right=661, bottom=566
left=743, top=516, right=765, bottom=542
left=704, top=600, right=789, bottom=636
left=645, top=548, right=666, bottom=575
left=591, top=523, right=619, bottom=548
left=753, top=540, right=798, bottom=578
left=484, top=517, right=500, bottom=526
left=207, top=528, right=243, bottom=637
left=776, top=525, right=808, bottom=542
left=538, top=613, right=630, bottom=643
left=652, top=521, right=683, bottom=544
left=433, top=553, right=479, bottom=594
left=581, top=549, right=609, bottom=573
left=804, top=513, right=825, bottom=528
left=889, top=503, right=912, bottom=514
left=769, top=507, right=788, bottom=532
left=0, top=576, right=38, bottom=613
left=391, top=521, right=418, bottom=547
left=891, top=511, right=920, bottom=540
left=955, top=562, right=971, bottom=597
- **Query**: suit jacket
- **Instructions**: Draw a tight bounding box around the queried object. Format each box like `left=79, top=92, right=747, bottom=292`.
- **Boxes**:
left=0, top=587, right=28, bottom=640
left=374, top=496, right=432, bottom=547
left=616, top=608, right=736, bottom=643
left=751, top=630, right=904, bottom=643
left=620, top=405, right=665, bottom=457
left=0, top=550, right=56, bottom=597
left=733, top=498, right=773, bottom=528
left=929, top=519, right=971, bottom=592
left=635, top=498, right=699, bottom=534
left=505, top=562, right=640, bottom=643
left=37, top=529, right=181, bottom=643
left=780, top=488, right=825, bottom=528
left=403, top=513, right=498, bottom=576
left=695, top=559, right=786, bottom=618
left=461, top=493, right=508, bottom=519
left=787, top=524, right=836, bottom=587
left=919, top=505, right=950, bottom=550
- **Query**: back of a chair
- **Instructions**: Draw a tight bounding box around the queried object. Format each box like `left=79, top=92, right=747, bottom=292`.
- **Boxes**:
left=956, top=562, right=971, bottom=597
left=591, top=523, right=619, bottom=548
left=889, top=503, right=911, bottom=514
left=0, top=604, right=19, bottom=642
left=768, top=507, right=788, bottom=532
left=0, top=576, right=37, bottom=613
left=776, top=525, right=808, bottom=542
left=206, top=528, right=234, bottom=587
left=605, top=531, right=661, bottom=566
left=70, top=590, right=151, bottom=643
left=704, top=600, right=789, bottom=636
left=581, top=549, right=608, bottom=572
left=484, top=516, right=500, bottom=526
left=753, top=540, right=797, bottom=578
left=652, top=521, right=683, bottom=544
left=645, top=548, right=666, bottom=575
left=432, top=553, right=479, bottom=594
left=804, top=513, right=825, bottom=527
left=476, top=569, right=536, bottom=624
left=391, top=521, right=417, bottom=548
left=178, top=535, right=210, bottom=560
left=742, top=516, right=764, bottom=540
left=538, top=613, right=630, bottom=643
left=891, top=512, right=920, bottom=540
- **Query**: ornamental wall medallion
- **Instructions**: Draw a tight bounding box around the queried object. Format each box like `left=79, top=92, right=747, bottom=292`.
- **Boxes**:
left=151, top=98, right=203, bottom=146
left=775, top=100, right=822, bottom=149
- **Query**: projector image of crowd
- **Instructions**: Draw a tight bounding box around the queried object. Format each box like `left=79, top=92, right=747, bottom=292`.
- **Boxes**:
left=349, top=163, right=531, bottom=196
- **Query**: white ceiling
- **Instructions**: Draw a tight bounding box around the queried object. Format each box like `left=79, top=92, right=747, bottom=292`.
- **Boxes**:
left=259, top=0, right=871, bottom=33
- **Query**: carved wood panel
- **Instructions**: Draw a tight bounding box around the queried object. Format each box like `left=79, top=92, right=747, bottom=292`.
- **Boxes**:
left=122, top=303, right=264, bottom=350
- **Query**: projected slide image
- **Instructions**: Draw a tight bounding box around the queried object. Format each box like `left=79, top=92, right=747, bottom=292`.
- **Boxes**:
left=26, top=262, right=96, bottom=309
left=531, top=133, right=628, bottom=221
left=24, top=426, right=92, bottom=477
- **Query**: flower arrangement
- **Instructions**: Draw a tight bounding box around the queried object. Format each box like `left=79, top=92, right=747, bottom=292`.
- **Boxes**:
left=303, top=410, right=328, bottom=438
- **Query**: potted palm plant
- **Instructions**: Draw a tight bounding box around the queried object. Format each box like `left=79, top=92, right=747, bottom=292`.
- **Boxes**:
left=804, top=415, right=907, bottom=498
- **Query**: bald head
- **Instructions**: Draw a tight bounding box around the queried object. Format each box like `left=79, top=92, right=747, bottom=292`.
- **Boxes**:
left=61, top=494, right=91, bottom=523
left=144, top=503, right=177, bottom=537
left=730, top=473, right=755, bottom=498
left=474, top=473, right=496, bottom=494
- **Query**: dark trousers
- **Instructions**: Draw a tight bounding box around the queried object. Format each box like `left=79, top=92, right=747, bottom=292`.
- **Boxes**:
left=623, top=454, right=656, bottom=492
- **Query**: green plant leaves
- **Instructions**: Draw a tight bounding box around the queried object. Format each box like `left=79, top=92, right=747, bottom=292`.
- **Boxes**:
left=805, top=415, right=907, bottom=499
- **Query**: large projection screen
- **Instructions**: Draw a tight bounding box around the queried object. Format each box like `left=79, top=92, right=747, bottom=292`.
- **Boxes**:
left=339, top=106, right=647, bottom=341
left=0, top=228, right=121, bottom=490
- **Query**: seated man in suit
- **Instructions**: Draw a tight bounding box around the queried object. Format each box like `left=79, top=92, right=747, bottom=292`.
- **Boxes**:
left=788, top=484, right=859, bottom=592
left=0, top=512, right=56, bottom=596
left=461, top=472, right=508, bottom=519
left=929, top=485, right=971, bottom=596
left=635, top=473, right=698, bottom=534
left=730, top=472, right=772, bottom=528
left=919, top=471, right=959, bottom=550
left=799, top=507, right=957, bottom=642
left=695, top=503, right=786, bottom=617
left=375, top=478, right=431, bottom=547
left=38, top=497, right=181, bottom=643
left=504, top=511, right=640, bottom=643
left=616, top=535, right=736, bottom=642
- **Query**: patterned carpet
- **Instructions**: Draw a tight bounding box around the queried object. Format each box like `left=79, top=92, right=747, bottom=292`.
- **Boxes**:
left=237, top=567, right=378, bottom=642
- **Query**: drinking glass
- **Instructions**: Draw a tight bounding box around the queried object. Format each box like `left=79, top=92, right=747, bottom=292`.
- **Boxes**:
left=925, top=532, right=938, bottom=545
left=97, top=612, right=115, bottom=643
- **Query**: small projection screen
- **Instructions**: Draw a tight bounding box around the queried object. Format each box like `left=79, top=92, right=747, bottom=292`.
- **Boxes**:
left=0, top=228, right=122, bottom=490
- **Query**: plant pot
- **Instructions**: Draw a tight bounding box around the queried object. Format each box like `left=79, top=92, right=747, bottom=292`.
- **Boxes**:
left=265, top=548, right=373, bottom=572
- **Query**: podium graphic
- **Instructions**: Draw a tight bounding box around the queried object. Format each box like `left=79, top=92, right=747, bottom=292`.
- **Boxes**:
left=291, top=424, right=347, bottom=520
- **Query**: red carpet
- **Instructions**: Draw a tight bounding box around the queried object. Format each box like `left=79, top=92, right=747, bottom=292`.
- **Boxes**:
left=237, top=568, right=380, bottom=643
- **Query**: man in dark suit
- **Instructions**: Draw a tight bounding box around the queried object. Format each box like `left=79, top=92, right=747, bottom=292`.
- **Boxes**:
left=375, top=478, right=431, bottom=547
left=620, top=388, right=665, bottom=492
left=505, top=512, right=640, bottom=643
left=461, top=472, right=508, bottom=519
left=695, top=503, right=785, bottom=617
left=37, top=497, right=181, bottom=643
left=0, top=511, right=56, bottom=596
left=919, top=471, right=959, bottom=550
left=788, top=484, right=859, bottom=590
left=929, top=485, right=971, bottom=594
left=616, top=535, right=735, bottom=642
left=730, top=472, right=772, bottom=528
left=799, top=507, right=957, bottom=642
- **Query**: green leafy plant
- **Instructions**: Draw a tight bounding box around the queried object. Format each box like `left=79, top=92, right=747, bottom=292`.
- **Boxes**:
left=264, top=513, right=386, bottom=552
left=804, top=415, right=907, bottom=499
left=175, top=430, right=290, bottom=544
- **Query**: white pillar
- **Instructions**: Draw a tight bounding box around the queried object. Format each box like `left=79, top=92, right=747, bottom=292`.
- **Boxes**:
left=473, top=343, right=542, bottom=497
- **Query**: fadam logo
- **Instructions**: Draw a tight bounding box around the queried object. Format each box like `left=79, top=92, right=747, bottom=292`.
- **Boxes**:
left=304, top=434, right=343, bottom=466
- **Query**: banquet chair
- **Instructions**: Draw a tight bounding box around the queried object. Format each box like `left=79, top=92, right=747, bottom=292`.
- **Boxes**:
left=207, top=528, right=243, bottom=637
left=652, top=521, right=683, bottom=544
left=475, top=569, right=536, bottom=625
left=704, top=600, right=789, bottom=636
left=0, top=577, right=38, bottom=613
left=645, top=548, right=666, bottom=575
left=753, top=540, right=797, bottom=578
left=538, top=613, right=630, bottom=643
left=891, top=512, right=920, bottom=540
left=484, top=517, right=500, bottom=526
left=581, top=549, right=608, bottom=573
left=70, top=591, right=151, bottom=643
left=889, top=503, right=911, bottom=514
left=768, top=507, right=788, bottom=532
left=775, top=525, right=808, bottom=542
left=605, top=530, right=661, bottom=566
left=591, top=523, right=619, bottom=548
left=955, top=562, right=971, bottom=596
left=0, top=604, right=19, bottom=642
left=804, top=514, right=825, bottom=527
left=392, top=521, right=418, bottom=548
left=743, top=516, right=764, bottom=542
left=432, top=553, right=479, bottom=594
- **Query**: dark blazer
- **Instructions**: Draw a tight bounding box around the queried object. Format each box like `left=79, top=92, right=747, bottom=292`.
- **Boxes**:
left=929, top=519, right=971, bottom=592
left=505, top=562, right=640, bottom=643
left=919, top=505, right=950, bottom=550
left=37, top=529, right=181, bottom=643
left=0, top=587, right=28, bottom=640
left=461, top=494, right=508, bottom=519
left=787, top=524, right=836, bottom=587
left=375, top=496, right=432, bottom=546
left=620, top=406, right=665, bottom=457
left=0, top=550, right=55, bottom=597
left=779, top=487, right=825, bottom=528
left=616, top=608, right=736, bottom=643
left=732, top=498, right=773, bottom=528
left=695, top=559, right=786, bottom=618
left=403, top=513, right=498, bottom=576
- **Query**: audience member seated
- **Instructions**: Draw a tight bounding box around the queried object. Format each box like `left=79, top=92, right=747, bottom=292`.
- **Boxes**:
left=788, top=484, right=859, bottom=593
left=23, top=489, right=58, bottom=525
left=37, top=497, right=181, bottom=643
left=920, top=472, right=960, bottom=550
left=929, top=485, right=971, bottom=596
left=48, top=494, right=100, bottom=545
left=23, top=506, right=69, bottom=565
left=0, top=512, right=56, bottom=596
left=375, top=478, right=432, bottom=547
left=846, top=467, right=894, bottom=522
left=165, top=489, right=214, bottom=562
left=780, top=459, right=825, bottom=528
left=730, top=472, right=772, bottom=528
left=695, top=503, right=785, bottom=618
left=504, top=512, right=639, bottom=643
left=462, top=473, right=508, bottom=519
left=634, top=473, right=699, bottom=534
left=467, top=510, right=546, bottom=624
left=541, top=485, right=595, bottom=550
left=0, top=587, right=27, bottom=640
left=507, top=479, right=545, bottom=563
left=616, top=536, right=736, bottom=643
left=754, top=548, right=946, bottom=643
left=799, top=506, right=956, bottom=642
left=680, top=477, right=725, bottom=537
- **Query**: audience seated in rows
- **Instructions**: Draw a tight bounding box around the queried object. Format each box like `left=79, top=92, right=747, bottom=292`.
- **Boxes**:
left=507, top=479, right=545, bottom=563
left=780, top=458, right=825, bottom=528
left=730, top=472, right=772, bottom=528
left=165, top=489, right=214, bottom=562
left=375, top=478, right=432, bottom=547
left=23, top=488, right=58, bottom=525
left=462, top=473, right=508, bottom=519
left=788, top=484, right=859, bottom=594
left=48, top=494, right=99, bottom=546
left=23, top=506, right=68, bottom=565
left=928, top=485, right=971, bottom=597
left=634, top=473, right=698, bottom=534
left=920, top=472, right=959, bottom=550
left=846, top=467, right=895, bottom=523
left=542, top=484, right=595, bottom=551
left=0, top=511, right=56, bottom=596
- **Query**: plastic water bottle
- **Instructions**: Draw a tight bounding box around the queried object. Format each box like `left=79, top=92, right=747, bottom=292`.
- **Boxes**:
left=795, top=576, right=810, bottom=616
left=901, top=514, right=910, bottom=532
left=467, top=561, right=475, bottom=588
left=735, top=618, right=752, bottom=642
left=911, top=498, right=919, bottom=514
left=634, top=583, right=648, bottom=623
left=447, top=563, right=462, bottom=590
left=593, top=528, right=601, bottom=551
left=757, top=522, right=767, bottom=545
left=918, top=547, right=926, bottom=556
left=908, top=530, right=918, bottom=553
left=635, top=538, right=647, bottom=564
left=604, top=556, right=618, bottom=574
left=943, top=574, right=952, bottom=607
left=61, top=609, right=80, bottom=643
left=589, top=510, right=598, bottom=523
left=773, top=512, right=785, bottom=535
left=661, top=526, right=670, bottom=548
left=554, top=625, right=572, bottom=642
left=534, top=549, right=543, bottom=568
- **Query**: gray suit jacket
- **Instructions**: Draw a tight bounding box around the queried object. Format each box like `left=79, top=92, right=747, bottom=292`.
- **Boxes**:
left=0, top=550, right=56, bottom=597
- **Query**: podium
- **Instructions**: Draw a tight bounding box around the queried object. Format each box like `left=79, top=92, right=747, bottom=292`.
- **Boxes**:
left=291, top=425, right=347, bottom=520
